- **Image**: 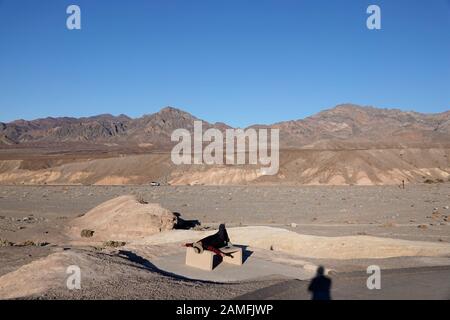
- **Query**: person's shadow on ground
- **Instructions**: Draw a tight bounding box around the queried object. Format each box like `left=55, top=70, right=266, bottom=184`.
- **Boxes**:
left=308, top=266, right=332, bottom=300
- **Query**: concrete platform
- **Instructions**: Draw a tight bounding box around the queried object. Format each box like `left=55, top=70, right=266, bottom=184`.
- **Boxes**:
left=151, top=250, right=315, bottom=282
left=185, top=247, right=215, bottom=271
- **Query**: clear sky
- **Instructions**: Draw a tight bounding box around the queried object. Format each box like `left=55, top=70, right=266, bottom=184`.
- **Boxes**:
left=0, top=0, right=449, bottom=127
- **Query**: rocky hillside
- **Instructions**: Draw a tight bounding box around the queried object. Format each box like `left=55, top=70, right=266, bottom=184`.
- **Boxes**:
left=1, top=104, right=449, bottom=149
left=272, top=104, right=450, bottom=148
left=0, top=107, right=229, bottom=149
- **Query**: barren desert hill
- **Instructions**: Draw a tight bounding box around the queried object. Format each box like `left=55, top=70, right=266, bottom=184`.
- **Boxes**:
left=0, top=104, right=449, bottom=186
left=1, top=104, right=450, bottom=149
left=271, top=104, right=450, bottom=149
left=0, top=107, right=230, bottom=150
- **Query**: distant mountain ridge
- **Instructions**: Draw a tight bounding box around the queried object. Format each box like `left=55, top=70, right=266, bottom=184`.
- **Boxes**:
left=273, top=104, right=450, bottom=148
left=1, top=104, right=449, bottom=149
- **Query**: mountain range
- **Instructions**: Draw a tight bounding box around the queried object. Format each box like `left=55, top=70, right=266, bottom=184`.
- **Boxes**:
left=2, top=104, right=450, bottom=149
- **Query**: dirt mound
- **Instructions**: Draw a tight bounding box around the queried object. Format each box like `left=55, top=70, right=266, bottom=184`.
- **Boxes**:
left=0, top=250, right=87, bottom=299
left=133, top=226, right=450, bottom=260
left=68, top=195, right=177, bottom=241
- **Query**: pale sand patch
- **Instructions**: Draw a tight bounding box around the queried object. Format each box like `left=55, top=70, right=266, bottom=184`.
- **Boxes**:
left=0, top=170, right=62, bottom=184
left=169, top=167, right=262, bottom=185
left=299, top=167, right=319, bottom=177
left=138, top=143, right=153, bottom=148
left=327, top=175, right=346, bottom=185
left=67, top=171, right=92, bottom=183
left=131, top=226, right=450, bottom=260
left=354, top=172, right=373, bottom=185
left=93, top=175, right=139, bottom=185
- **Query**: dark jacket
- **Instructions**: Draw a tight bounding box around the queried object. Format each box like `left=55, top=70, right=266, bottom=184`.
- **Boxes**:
left=200, top=224, right=230, bottom=249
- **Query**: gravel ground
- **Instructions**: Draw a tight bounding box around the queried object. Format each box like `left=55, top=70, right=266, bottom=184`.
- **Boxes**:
left=15, top=247, right=283, bottom=300
left=1, top=184, right=449, bottom=243
left=1, top=184, right=449, bottom=299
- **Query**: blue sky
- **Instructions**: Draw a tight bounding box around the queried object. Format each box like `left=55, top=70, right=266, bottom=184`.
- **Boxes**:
left=0, top=0, right=449, bottom=127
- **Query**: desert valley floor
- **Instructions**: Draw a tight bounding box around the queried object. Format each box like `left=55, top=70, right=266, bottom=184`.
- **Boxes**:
left=0, top=184, right=449, bottom=299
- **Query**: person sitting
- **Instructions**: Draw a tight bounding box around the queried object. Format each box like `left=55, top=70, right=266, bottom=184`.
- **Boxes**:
left=185, top=224, right=234, bottom=257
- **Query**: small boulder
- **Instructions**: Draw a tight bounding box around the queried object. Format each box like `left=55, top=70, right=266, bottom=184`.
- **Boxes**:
left=80, top=229, right=95, bottom=238
left=0, top=239, right=14, bottom=247
left=18, top=240, right=36, bottom=246
left=103, top=240, right=126, bottom=248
